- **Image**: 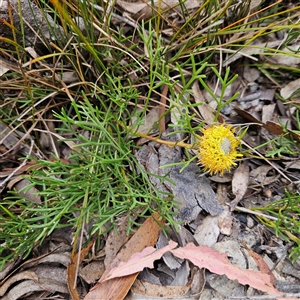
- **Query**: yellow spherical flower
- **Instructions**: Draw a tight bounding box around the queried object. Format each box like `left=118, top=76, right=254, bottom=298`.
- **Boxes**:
left=198, top=124, right=242, bottom=175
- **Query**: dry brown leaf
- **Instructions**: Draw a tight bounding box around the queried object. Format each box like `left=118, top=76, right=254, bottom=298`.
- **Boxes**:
left=242, top=241, right=276, bottom=286
left=32, top=265, right=69, bottom=293
left=224, top=40, right=282, bottom=66
left=260, top=89, right=276, bottom=101
left=156, top=232, right=182, bottom=269
left=67, top=239, right=95, bottom=300
left=165, top=163, right=223, bottom=220
left=84, top=213, right=165, bottom=300
left=0, top=60, right=10, bottom=76
left=264, top=121, right=300, bottom=143
left=1, top=266, right=69, bottom=299
left=130, top=274, right=195, bottom=298
left=80, top=261, right=105, bottom=285
left=117, top=0, right=148, bottom=14
left=235, top=107, right=300, bottom=143
left=0, top=122, right=35, bottom=158
left=243, top=65, right=260, bottom=82
left=131, top=279, right=190, bottom=298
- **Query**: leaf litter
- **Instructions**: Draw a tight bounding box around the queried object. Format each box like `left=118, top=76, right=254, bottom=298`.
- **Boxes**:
left=1, top=0, right=300, bottom=299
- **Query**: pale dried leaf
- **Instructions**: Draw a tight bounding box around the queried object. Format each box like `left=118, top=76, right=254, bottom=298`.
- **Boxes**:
left=260, top=89, right=275, bottom=101
left=192, top=81, right=214, bottom=125
left=224, top=40, right=282, bottom=66
left=166, top=163, right=223, bottom=220
left=230, top=161, right=249, bottom=210
left=104, top=217, right=131, bottom=268
left=25, top=46, right=38, bottom=58
left=283, top=160, right=300, bottom=170
left=0, top=122, right=34, bottom=157
left=0, top=63, right=10, bottom=77
left=0, top=271, right=38, bottom=297
left=273, top=44, right=300, bottom=66
left=194, top=216, right=220, bottom=247
left=130, top=108, right=160, bottom=137
left=280, top=78, right=300, bottom=99
left=38, top=252, right=71, bottom=267
left=243, top=66, right=260, bottom=82
left=206, top=274, right=245, bottom=298
left=249, top=0, right=263, bottom=11
left=156, top=232, right=181, bottom=269
left=214, top=240, right=246, bottom=269
left=2, top=280, right=43, bottom=300
left=60, top=71, right=79, bottom=84
left=33, top=265, right=69, bottom=293
left=11, top=179, right=41, bottom=203
left=117, top=0, right=148, bottom=14
left=261, top=103, right=276, bottom=123
left=249, top=165, right=279, bottom=186
left=117, top=0, right=200, bottom=20
left=0, top=58, right=21, bottom=75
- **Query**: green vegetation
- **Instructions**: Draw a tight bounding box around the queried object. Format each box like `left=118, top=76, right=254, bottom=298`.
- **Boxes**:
left=253, top=190, right=300, bottom=262
left=1, top=0, right=300, bottom=268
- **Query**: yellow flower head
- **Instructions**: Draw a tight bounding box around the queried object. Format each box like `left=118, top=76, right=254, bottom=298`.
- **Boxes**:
left=197, top=124, right=242, bottom=175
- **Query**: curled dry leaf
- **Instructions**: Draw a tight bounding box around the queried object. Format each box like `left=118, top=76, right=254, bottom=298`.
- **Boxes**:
left=0, top=271, right=38, bottom=297
left=2, top=280, right=43, bottom=300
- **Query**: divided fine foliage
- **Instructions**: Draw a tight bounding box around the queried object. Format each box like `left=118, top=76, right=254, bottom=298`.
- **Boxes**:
left=1, top=90, right=178, bottom=263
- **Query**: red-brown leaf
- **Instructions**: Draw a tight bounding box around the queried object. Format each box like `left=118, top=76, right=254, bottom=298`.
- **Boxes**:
left=171, top=243, right=282, bottom=295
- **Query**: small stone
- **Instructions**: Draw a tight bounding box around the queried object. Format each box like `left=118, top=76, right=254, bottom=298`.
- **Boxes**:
left=264, top=189, right=272, bottom=198
left=247, top=216, right=255, bottom=228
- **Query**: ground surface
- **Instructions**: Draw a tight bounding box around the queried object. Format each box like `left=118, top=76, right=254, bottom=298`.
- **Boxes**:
left=1, top=0, right=300, bottom=299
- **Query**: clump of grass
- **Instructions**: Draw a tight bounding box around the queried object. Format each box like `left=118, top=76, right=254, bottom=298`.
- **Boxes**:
left=252, top=190, right=300, bottom=262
